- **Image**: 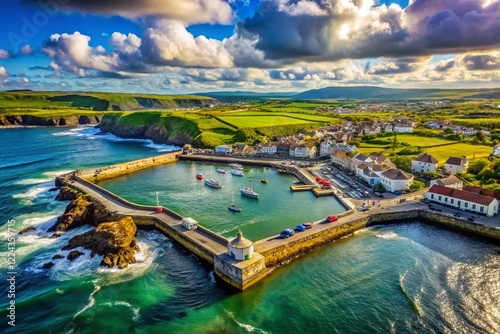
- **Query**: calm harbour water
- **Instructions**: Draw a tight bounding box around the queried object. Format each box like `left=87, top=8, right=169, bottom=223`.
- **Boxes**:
left=0, top=127, right=498, bottom=334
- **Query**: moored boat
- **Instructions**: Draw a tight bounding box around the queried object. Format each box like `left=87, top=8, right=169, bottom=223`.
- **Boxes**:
left=260, top=179, right=268, bottom=183
left=231, top=169, right=244, bottom=177
left=196, top=172, right=203, bottom=180
left=217, top=168, right=227, bottom=174
left=228, top=192, right=241, bottom=212
left=240, top=188, right=259, bottom=199
left=229, top=163, right=243, bottom=171
left=204, top=179, right=222, bottom=189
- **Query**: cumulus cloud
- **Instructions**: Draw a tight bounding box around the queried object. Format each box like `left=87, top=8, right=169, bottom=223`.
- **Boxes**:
left=368, top=56, right=431, bottom=75
left=42, top=21, right=234, bottom=78
left=20, top=44, right=33, bottom=55
left=25, top=0, right=234, bottom=24
left=0, top=66, right=10, bottom=80
left=0, top=49, right=10, bottom=59
left=234, top=0, right=500, bottom=64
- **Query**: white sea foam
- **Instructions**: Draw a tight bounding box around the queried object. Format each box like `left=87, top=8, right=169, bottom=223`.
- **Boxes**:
left=73, top=281, right=101, bottom=319
left=52, top=126, right=179, bottom=152
left=48, top=248, right=103, bottom=281
left=225, top=310, right=268, bottom=333
left=15, top=178, right=52, bottom=185
left=102, top=301, right=140, bottom=320
left=376, top=232, right=403, bottom=240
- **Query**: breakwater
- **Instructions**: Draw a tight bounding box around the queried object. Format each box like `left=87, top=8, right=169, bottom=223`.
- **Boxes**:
left=55, top=153, right=500, bottom=291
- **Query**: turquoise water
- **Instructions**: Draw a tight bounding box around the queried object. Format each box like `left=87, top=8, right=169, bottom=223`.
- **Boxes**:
left=97, top=161, right=345, bottom=240
left=0, top=127, right=499, bottom=333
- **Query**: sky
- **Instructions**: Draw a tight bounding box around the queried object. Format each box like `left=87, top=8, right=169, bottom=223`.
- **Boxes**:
left=0, top=0, right=500, bottom=94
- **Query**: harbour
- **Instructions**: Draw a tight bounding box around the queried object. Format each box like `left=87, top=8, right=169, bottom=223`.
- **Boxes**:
left=56, top=151, right=500, bottom=291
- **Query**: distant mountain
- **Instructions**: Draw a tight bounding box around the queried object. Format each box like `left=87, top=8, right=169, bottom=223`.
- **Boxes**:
left=293, top=86, right=500, bottom=100
left=193, top=91, right=297, bottom=102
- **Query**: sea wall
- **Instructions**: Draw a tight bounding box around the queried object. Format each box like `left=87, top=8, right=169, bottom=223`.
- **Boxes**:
left=214, top=253, right=267, bottom=291
left=77, top=151, right=180, bottom=181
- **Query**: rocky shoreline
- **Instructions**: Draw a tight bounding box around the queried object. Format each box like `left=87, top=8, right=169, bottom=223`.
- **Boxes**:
left=0, top=114, right=100, bottom=127
left=43, top=186, right=139, bottom=269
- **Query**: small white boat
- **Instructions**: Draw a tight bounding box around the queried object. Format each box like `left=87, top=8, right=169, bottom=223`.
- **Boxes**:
left=196, top=172, right=203, bottom=180
left=217, top=168, right=227, bottom=174
left=231, top=169, right=244, bottom=177
left=228, top=192, right=241, bottom=212
left=204, top=179, right=222, bottom=189
left=240, top=188, right=259, bottom=199
left=229, top=163, right=243, bottom=171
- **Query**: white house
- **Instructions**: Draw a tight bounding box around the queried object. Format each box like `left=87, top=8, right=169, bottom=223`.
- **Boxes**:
left=331, top=143, right=356, bottom=152
left=411, top=153, right=438, bottom=173
left=359, top=164, right=384, bottom=186
left=215, top=145, right=232, bottom=154
left=182, top=217, right=198, bottom=230
left=444, top=156, right=468, bottom=175
left=291, top=143, right=316, bottom=158
left=227, top=230, right=254, bottom=261
left=393, top=123, right=413, bottom=133
left=454, top=127, right=476, bottom=136
left=430, top=175, right=463, bottom=189
left=425, top=185, right=498, bottom=217
left=384, top=124, right=394, bottom=133
left=320, top=139, right=334, bottom=157
left=493, top=143, right=500, bottom=156
left=258, top=142, right=277, bottom=155
left=380, top=168, right=414, bottom=192
left=331, top=150, right=351, bottom=169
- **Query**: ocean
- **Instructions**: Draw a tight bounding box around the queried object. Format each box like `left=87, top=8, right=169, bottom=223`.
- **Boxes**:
left=0, top=127, right=498, bottom=334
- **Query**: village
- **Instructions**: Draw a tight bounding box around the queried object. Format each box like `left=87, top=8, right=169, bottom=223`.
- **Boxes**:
left=195, top=118, right=500, bottom=218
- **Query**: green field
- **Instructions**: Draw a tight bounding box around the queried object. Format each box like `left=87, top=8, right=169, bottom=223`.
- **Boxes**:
left=219, top=114, right=325, bottom=128
left=395, top=134, right=456, bottom=147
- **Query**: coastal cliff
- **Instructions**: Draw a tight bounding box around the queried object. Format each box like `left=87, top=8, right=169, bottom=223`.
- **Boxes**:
left=0, top=114, right=100, bottom=127
left=99, top=113, right=202, bottom=146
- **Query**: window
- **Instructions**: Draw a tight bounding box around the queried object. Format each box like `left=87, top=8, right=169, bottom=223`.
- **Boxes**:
left=458, top=200, right=461, bottom=206
left=445, top=197, right=448, bottom=202
left=465, top=202, right=468, bottom=208
left=480, top=206, right=484, bottom=213
left=472, top=204, right=476, bottom=210
left=439, top=196, right=442, bottom=201
left=451, top=199, right=454, bottom=204
left=431, top=194, right=434, bottom=199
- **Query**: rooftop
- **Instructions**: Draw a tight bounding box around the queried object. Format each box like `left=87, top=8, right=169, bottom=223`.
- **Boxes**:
left=382, top=168, right=413, bottom=180
left=414, top=153, right=438, bottom=164
left=445, top=156, right=467, bottom=166
left=428, top=185, right=496, bottom=206
left=229, top=230, right=253, bottom=249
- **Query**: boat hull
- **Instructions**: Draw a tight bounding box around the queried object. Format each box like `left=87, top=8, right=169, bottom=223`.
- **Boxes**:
left=228, top=205, right=241, bottom=212
left=240, top=189, right=259, bottom=199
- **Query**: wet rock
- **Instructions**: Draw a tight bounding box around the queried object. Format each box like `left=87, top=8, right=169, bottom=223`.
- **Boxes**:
left=49, top=194, right=94, bottom=233
left=52, top=254, right=64, bottom=260
left=63, top=216, right=139, bottom=269
left=42, top=262, right=54, bottom=269
left=18, top=226, right=36, bottom=235
left=67, top=250, right=84, bottom=262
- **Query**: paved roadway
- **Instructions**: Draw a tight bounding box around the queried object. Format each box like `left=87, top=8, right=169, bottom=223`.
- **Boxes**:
left=68, top=178, right=229, bottom=256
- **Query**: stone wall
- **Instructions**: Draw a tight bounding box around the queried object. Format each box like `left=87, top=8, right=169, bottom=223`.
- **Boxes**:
left=78, top=151, right=180, bottom=181
left=214, top=253, right=266, bottom=291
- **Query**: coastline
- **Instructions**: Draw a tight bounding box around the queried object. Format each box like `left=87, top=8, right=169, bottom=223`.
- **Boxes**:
left=53, top=153, right=500, bottom=291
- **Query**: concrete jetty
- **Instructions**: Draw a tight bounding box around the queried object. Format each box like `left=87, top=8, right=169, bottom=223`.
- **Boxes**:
left=56, top=152, right=500, bottom=291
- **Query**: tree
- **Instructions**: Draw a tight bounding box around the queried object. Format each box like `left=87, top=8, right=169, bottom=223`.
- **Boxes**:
left=474, top=131, right=486, bottom=142
left=391, top=156, right=413, bottom=173
left=409, top=180, right=425, bottom=191
left=467, top=159, right=489, bottom=175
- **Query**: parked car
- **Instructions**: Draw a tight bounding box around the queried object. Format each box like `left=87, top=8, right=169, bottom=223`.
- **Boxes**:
left=453, top=213, right=461, bottom=217
left=467, top=216, right=474, bottom=222
left=422, top=198, right=430, bottom=204
left=393, top=191, right=402, bottom=195
left=280, top=229, right=295, bottom=238
left=295, top=225, right=307, bottom=232
left=325, top=215, right=338, bottom=223
left=374, top=192, right=384, bottom=198
left=303, top=222, right=313, bottom=229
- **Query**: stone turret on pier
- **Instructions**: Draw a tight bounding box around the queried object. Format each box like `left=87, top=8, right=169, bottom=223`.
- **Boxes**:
left=228, top=230, right=254, bottom=261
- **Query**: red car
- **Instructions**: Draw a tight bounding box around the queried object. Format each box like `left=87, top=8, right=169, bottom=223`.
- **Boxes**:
left=325, top=215, right=338, bottom=223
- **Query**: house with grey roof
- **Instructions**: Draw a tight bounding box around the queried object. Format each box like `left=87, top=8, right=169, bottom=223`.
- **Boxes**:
left=411, top=153, right=438, bottom=173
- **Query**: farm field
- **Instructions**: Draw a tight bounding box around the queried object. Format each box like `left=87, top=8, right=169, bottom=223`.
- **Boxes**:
left=217, top=115, right=327, bottom=128
left=357, top=140, right=492, bottom=163
left=395, top=134, right=456, bottom=147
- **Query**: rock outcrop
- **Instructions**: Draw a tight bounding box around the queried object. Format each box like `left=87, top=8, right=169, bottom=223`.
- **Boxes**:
left=67, top=250, right=85, bottom=262
left=49, top=195, right=94, bottom=235
left=0, top=115, right=100, bottom=127
left=18, top=226, right=36, bottom=235
left=62, top=216, right=139, bottom=269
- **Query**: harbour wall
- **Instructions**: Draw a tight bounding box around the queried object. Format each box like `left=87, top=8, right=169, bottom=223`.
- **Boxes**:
left=77, top=150, right=180, bottom=182
left=256, top=209, right=500, bottom=272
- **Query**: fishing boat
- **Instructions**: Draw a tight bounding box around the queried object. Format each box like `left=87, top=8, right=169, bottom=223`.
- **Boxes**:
left=196, top=172, right=203, bottom=180
left=228, top=192, right=241, bottom=212
left=231, top=169, right=244, bottom=177
left=216, top=168, right=227, bottom=174
left=204, top=179, right=222, bottom=189
left=240, top=180, right=259, bottom=199
left=260, top=179, right=268, bottom=183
